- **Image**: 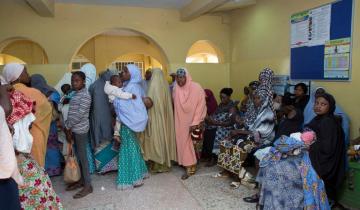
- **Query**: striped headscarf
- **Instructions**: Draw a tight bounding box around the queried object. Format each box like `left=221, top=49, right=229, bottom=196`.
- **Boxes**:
left=257, top=68, right=275, bottom=118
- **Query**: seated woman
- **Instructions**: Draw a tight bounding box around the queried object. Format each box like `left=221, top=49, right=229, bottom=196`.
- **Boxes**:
left=305, top=93, right=346, bottom=207
left=216, top=87, right=275, bottom=182
left=275, top=96, right=304, bottom=139
left=292, top=82, right=310, bottom=112
left=304, top=86, right=350, bottom=147
left=257, top=131, right=329, bottom=209
left=202, top=88, right=238, bottom=166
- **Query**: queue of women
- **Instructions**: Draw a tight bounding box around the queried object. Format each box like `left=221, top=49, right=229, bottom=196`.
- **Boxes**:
left=0, top=62, right=349, bottom=210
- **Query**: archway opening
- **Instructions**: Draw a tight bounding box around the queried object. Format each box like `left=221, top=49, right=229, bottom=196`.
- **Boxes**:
left=71, top=29, right=169, bottom=75
left=0, top=54, right=26, bottom=65
left=0, top=39, right=48, bottom=64
left=186, top=40, right=222, bottom=64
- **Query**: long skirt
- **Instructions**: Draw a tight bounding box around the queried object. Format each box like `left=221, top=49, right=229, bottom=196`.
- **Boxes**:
left=95, top=140, right=119, bottom=174
left=45, top=122, right=63, bottom=176
left=257, top=156, right=304, bottom=210
left=117, top=125, right=148, bottom=190
left=17, top=154, right=63, bottom=210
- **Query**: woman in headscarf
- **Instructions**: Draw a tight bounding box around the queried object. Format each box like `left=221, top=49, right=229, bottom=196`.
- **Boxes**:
left=30, top=74, right=63, bottom=176
left=205, top=89, right=218, bottom=116
left=304, top=85, right=350, bottom=147
left=305, top=93, right=346, bottom=206
left=173, top=68, right=207, bottom=180
left=88, top=69, right=113, bottom=148
left=201, top=89, right=218, bottom=162
left=113, top=64, right=149, bottom=190
left=2, top=63, right=52, bottom=167
left=88, top=70, right=119, bottom=174
left=203, top=88, right=237, bottom=167
left=4, top=73, right=63, bottom=209
left=243, top=80, right=260, bottom=127
left=141, top=68, right=177, bottom=173
left=293, top=82, right=310, bottom=112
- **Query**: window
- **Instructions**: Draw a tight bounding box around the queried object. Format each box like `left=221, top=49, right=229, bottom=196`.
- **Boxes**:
left=111, top=61, right=144, bottom=72
left=71, top=55, right=90, bottom=70
left=186, top=40, right=221, bottom=64
left=185, top=53, right=219, bottom=63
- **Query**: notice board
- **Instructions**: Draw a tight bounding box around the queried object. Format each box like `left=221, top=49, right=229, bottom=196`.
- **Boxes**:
left=290, top=0, right=353, bottom=80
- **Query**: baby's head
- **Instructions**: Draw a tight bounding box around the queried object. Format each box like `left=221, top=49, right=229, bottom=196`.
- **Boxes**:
left=300, top=130, right=316, bottom=146
left=110, top=75, right=123, bottom=88
left=142, top=97, right=153, bottom=109
left=61, top=84, right=71, bottom=95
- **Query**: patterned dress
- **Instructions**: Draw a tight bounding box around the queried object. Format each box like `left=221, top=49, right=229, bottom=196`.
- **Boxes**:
left=45, top=121, right=63, bottom=176
left=117, top=126, right=148, bottom=190
left=17, top=154, right=63, bottom=210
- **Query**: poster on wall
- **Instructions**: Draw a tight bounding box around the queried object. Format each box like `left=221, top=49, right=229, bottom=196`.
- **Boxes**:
left=324, top=38, right=351, bottom=79
left=291, top=4, right=331, bottom=48
left=291, top=11, right=310, bottom=48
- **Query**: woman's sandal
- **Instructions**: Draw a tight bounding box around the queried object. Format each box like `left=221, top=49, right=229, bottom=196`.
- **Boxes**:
left=212, top=172, right=229, bottom=178
left=230, top=181, right=241, bottom=189
left=243, top=193, right=259, bottom=203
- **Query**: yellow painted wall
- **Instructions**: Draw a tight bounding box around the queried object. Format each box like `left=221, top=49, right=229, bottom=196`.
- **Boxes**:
left=170, top=63, right=230, bottom=100
left=1, top=40, right=48, bottom=64
left=0, top=0, right=230, bottom=89
left=230, top=0, right=360, bottom=137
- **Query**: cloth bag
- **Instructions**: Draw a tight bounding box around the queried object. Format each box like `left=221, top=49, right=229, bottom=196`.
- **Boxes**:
left=64, top=144, right=81, bottom=183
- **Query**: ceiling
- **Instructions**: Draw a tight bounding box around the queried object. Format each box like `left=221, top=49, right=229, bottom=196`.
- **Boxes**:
left=55, top=0, right=255, bottom=11
left=55, top=0, right=193, bottom=9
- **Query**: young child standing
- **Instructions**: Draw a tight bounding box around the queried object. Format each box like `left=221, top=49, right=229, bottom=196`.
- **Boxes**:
left=65, top=71, right=93, bottom=199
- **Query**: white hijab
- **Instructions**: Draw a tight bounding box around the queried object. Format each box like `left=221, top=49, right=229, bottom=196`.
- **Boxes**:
left=80, top=63, right=97, bottom=90
left=2, top=63, right=25, bottom=84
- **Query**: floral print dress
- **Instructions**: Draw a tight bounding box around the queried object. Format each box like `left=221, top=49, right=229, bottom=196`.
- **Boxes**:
left=17, top=154, right=63, bottom=210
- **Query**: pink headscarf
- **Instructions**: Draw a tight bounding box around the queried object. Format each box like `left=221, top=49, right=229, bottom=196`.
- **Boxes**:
left=205, top=89, right=218, bottom=115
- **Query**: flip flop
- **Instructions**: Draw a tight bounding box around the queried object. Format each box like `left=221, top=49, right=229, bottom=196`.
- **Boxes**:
left=212, top=172, right=229, bottom=178
left=230, top=181, right=241, bottom=188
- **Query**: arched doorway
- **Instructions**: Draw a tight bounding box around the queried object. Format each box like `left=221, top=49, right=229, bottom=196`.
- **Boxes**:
left=186, top=40, right=223, bottom=63
left=71, top=28, right=169, bottom=74
left=0, top=38, right=49, bottom=64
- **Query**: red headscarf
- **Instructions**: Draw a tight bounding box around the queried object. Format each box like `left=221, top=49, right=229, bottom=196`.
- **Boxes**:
left=6, top=90, right=35, bottom=125
left=204, top=89, right=218, bottom=115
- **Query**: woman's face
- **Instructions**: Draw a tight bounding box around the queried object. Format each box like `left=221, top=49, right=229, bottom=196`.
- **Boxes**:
left=314, top=97, right=330, bottom=115
left=176, top=75, right=186, bottom=87
left=18, top=67, right=30, bottom=85
left=253, top=94, right=263, bottom=108
left=220, top=93, right=230, bottom=104
left=122, top=67, right=131, bottom=81
left=294, top=86, right=305, bottom=97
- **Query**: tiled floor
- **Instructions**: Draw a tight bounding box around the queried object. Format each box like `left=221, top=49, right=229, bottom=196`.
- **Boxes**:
left=52, top=164, right=257, bottom=210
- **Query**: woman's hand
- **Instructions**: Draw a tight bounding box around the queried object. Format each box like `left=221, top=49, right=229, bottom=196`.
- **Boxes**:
left=190, top=125, right=198, bottom=133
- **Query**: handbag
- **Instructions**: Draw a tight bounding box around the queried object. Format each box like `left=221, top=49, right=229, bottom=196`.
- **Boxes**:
left=64, top=143, right=81, bottom=183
